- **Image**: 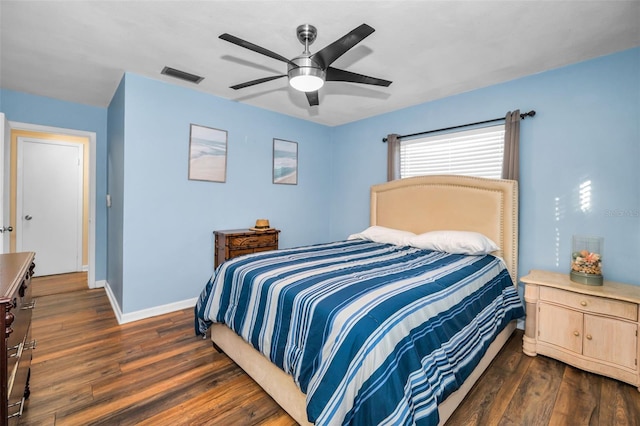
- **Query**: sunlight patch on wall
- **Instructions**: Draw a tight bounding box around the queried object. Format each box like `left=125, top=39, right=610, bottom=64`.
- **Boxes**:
left=554, top=196, right=562, bottom=267
left=579, top=180, right=592, bottom=213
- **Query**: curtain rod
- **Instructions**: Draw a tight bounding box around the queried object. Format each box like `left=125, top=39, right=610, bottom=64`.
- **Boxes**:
left=382, top=110, right=536, bottom=143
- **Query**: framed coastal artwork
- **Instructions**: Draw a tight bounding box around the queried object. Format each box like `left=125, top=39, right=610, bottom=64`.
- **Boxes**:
left=273, top=138, right=298, bottom=185
left=188, top=124, right=227, bottom=182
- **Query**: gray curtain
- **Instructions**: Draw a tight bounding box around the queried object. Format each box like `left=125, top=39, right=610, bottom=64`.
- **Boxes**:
left=386, top=133, right=400, bottom=181
left=502, top=110, right=520, bottom=180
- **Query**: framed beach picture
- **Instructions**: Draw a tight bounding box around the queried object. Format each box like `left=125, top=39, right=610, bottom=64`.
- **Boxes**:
left=273, top=139, right=298, bottom=185
left=188, top=124, right=227, bottom=182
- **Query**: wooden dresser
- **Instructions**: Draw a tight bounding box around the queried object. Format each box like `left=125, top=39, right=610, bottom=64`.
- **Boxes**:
left=214, top=229, right=280, bottom=268
left=0, top=252, right=36, bottom=425
left=522, top=269, right=640, bottom=390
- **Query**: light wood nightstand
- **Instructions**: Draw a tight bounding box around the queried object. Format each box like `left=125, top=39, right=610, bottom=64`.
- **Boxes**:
left=213, top=228, right=280, bottom=268
left=521, top=269, right=640, bottom=390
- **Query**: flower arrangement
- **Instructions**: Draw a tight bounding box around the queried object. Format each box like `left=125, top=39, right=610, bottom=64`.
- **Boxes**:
left=571, top=250, right=602, bottom=275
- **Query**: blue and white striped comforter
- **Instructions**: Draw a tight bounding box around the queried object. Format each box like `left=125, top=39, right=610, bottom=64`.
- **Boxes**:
left=195, top=239, right=524, bottom=425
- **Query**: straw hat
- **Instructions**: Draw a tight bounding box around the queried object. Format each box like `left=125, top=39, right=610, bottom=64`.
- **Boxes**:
left=250, top=219, right=272, bottom=231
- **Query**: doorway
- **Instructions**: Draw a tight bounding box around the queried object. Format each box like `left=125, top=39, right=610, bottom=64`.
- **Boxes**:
left=7, top=123, right=97, bottom=287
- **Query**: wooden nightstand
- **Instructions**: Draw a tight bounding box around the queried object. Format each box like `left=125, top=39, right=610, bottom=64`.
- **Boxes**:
left=214, top=228, right=280, bottom=268
left=521, top=270, right=640, bottom=390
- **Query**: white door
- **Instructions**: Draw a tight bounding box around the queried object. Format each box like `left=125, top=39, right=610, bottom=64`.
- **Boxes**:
left=0, top=114, right=11, bottom=253
left=17, top=138, right=83, bottom=276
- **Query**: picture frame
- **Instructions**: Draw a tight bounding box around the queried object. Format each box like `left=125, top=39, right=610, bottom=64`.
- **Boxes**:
left=273, top=138, right=298, bottom=185
left=188, top=124, right=227, bottom=183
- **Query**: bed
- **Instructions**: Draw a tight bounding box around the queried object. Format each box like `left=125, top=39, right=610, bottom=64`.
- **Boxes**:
left=195, top=174, right=523, bottom=425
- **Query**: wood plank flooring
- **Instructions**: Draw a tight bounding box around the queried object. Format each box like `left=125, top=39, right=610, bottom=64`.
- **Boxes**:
left=18, top=272, right=640, bottom=425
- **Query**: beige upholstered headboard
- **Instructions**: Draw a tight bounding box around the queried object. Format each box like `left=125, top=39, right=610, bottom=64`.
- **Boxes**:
left=370, top=175, right=519, bottom=284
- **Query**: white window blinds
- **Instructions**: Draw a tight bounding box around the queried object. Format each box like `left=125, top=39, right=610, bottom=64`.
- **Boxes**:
left=399, top=124, right=505, bottom=179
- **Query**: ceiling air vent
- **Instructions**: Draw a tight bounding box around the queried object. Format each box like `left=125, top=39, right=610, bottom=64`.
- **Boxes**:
left=161, top=66, right=204, bottom=84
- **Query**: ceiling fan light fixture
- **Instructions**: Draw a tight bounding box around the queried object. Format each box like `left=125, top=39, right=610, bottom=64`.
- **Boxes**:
left=221, top=23, right=390, bottom=106
left=288, top=66, right=325, bottom=92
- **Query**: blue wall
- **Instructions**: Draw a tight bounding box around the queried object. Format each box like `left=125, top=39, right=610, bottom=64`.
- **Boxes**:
left=2, top=46, right=638, bottom=318
left=106, top=78, right=126, bottom=308
left=330, top=47, right=640, bottom=285
left=115, top=73, right=332, bottom=313
left=0, top=89, right=109, bottom=281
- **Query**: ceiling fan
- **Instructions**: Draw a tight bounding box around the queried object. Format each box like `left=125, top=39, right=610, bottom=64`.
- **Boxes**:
left=219, top=23, right=392, bottom=106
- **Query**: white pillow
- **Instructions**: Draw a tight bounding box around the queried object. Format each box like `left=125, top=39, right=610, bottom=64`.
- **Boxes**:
left=347, top=226, right=416, bottom=246
left=409, top=230, right=500, bottom=255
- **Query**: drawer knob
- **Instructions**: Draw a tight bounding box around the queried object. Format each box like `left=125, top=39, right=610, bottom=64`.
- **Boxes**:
left=580, top=301, right=587, bottom=307
left=573, top=331, right=580, bottom=337
left=5, top=305, right=15, bottom=338
left=586, top=334, right=593, bottom=340
left=5, top=311, right=14, bottom=327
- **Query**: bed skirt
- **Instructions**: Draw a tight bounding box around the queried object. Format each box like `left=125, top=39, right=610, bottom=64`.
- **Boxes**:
left=211, top=320, right=517, bottom=425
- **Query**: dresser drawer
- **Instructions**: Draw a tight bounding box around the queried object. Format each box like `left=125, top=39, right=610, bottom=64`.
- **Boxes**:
left=228, top=233, right=277, bottom=249
left=539, top=286, right=638, bottom=321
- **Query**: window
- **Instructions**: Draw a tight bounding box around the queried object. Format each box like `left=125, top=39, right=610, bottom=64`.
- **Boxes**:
left=400, top=124, right=505, bottom=179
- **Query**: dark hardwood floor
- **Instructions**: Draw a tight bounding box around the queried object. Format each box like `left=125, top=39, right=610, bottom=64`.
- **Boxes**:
left=18, top=273, right=640, bottom=425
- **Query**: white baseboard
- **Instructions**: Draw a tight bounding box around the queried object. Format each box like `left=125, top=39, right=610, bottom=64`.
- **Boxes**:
left=102, top=281, right=196, bottom=325
left=102, top=281, right=123, bottom=323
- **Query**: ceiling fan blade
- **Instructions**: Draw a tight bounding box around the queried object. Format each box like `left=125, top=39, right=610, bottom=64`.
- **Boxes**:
left=326, top=67, right=392, bottom=87
left=220, top=33, right=294, bottom=66
left=305, top=91, right=319, bottom=106
left=311, top=24, right=375, bottom=69
left=230, top=75, right=287, bottom=90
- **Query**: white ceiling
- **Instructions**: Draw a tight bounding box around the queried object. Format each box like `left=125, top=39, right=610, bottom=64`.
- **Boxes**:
left=1, top=1, right=639, bottom=126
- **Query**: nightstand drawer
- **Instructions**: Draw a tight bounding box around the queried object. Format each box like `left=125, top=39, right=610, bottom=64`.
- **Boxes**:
left=229, top=233, right=278, bottom=249
left=539, top=286, right=638, bottom=321
left=229, top=248, right=255, bottom=257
